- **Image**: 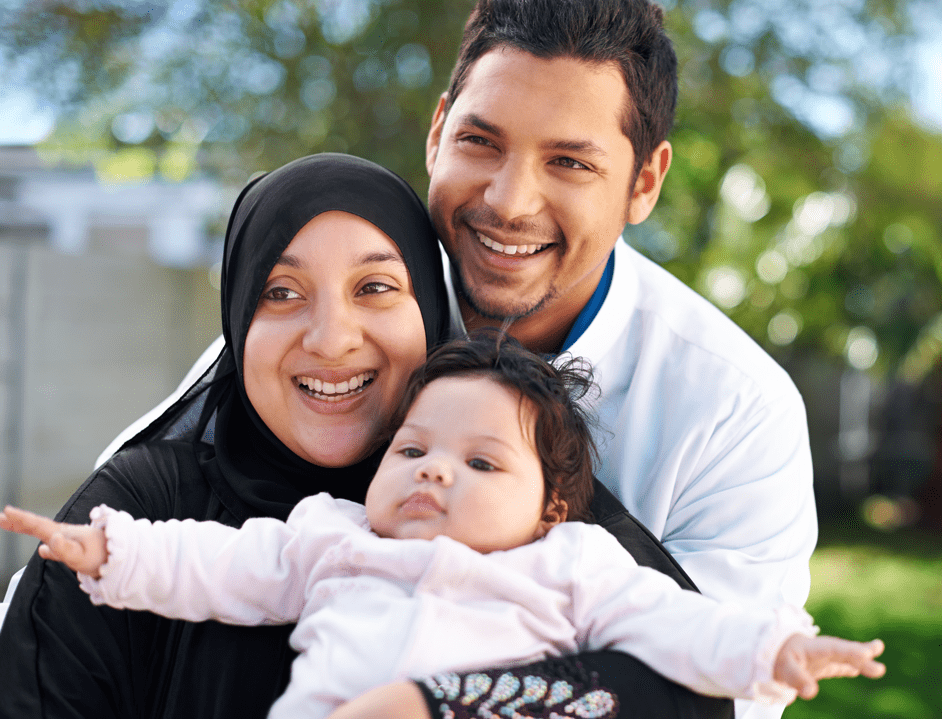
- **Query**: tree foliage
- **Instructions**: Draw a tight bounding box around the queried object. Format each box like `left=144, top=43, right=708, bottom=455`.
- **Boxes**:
left=3, top=0, right=941, bottom=381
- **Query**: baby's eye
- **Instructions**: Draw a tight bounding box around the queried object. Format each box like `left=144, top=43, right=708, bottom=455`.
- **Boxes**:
left=468, top=458, right=496, bottom=472
left=400, top=447, right=425, bottom=459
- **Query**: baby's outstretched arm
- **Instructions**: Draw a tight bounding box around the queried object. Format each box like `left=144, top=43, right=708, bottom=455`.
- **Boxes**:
left=0, top=505, right=107, bottom=578
left=774, top=634, right=885, bottom=701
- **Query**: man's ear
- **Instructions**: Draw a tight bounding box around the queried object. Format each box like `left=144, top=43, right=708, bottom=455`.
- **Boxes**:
left=426, top=93, right=449, bottom=177
left=626, top=140, right=672, bottom=225
left=536, top=493, right=568, bottom=539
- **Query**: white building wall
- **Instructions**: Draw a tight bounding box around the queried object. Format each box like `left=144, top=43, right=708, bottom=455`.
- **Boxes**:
left=0, top=149, right=223, bottom=582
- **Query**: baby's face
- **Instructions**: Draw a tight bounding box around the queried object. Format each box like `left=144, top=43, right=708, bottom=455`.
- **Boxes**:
left=366, top=375, right=553, bottom=553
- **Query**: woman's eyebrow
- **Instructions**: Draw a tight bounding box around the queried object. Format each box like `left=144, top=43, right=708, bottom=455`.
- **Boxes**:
left=272, top=250, right=405, bottom=269
left=273, top=253, right=304, bottom=269
left=356, top=251, right=406, bottom=268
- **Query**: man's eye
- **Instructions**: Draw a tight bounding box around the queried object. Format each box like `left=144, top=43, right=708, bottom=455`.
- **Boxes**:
left=468, top=458, right=496, bottom=472
left=458, top=134, right=494, bottom=148
left=401, top=447, right=425, bottom=458
left=554, top=157, right=590, bottom=171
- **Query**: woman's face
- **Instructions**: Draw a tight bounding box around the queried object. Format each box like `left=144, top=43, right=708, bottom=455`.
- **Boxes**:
left=243, top=210, right=427, bottom=467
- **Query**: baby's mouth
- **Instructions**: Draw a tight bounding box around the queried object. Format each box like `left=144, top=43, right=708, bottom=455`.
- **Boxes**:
left=476, top=231, right=549, bottom=257
left=297, top=371, right=376, bottom=402
left=402, top=492, right=444, bottom=514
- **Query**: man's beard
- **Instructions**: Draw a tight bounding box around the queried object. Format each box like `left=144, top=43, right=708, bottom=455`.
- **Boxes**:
left=451, top=261, right=557, bottom=322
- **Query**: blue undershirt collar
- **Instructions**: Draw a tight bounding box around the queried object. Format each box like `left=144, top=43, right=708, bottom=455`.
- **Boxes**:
left=559, top=250, right=615, bottom=353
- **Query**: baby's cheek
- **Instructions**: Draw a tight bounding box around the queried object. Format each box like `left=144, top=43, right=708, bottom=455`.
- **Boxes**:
left=364, top=495, right=390, bottom=537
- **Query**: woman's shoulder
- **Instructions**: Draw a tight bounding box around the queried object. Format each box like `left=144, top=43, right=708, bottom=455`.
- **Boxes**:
left=56, top=440, right=219, bottom=525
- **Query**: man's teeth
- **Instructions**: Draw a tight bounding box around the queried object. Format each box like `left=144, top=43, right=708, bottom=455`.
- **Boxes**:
left=298, top=371, right=375, bottom=401
left=477, top=232, right=545, bottom=256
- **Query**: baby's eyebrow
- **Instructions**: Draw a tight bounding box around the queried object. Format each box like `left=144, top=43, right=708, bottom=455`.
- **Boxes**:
left=472, top=434, right=522, bottom=455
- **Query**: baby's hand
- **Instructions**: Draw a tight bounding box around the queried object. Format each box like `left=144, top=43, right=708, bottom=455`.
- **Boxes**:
left=774, top=633, right=885, bottom=701
left=0, top=506, right=107, bottom=578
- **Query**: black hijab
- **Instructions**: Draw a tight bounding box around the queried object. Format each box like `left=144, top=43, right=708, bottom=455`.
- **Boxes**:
left=117, top=153, right=448, bottom=521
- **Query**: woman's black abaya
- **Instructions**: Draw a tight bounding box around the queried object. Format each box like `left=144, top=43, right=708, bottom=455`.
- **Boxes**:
left=0, top=154, right=448, bottom=719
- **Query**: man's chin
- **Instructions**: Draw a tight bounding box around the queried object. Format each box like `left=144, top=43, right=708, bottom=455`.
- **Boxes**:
left=459, top=284, right=549, bottom=322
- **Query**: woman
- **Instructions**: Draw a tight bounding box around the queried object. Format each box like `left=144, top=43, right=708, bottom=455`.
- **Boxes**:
left=0, top=153, right=449, bottom=719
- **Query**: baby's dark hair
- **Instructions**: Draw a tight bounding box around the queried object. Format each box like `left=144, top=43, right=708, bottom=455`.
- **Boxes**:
left=390, top=329, right=597, bottom=523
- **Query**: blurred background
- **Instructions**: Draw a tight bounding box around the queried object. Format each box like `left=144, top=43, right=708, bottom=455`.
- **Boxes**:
left=0, top=0, right=939, bottom=715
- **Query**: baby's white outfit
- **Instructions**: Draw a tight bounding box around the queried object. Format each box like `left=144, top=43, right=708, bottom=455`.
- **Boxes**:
left=79, top=493, right=815, bottom=719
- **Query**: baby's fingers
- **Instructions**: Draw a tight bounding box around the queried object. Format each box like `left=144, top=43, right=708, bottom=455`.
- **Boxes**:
left=859, top=640, right=887, bottom=679
left=775, top=655, right=820, bottom=701
left=46, top=533, right=85, bottom=571
left=0, top=506, right=62, bottom=543
left=46, top=531, right=106, bottom=577
left=811, top=636, right=886, bottom=675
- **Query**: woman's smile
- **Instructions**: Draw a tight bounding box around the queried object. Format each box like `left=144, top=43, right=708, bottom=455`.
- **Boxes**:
left=296, top=370, right=377, bottom=402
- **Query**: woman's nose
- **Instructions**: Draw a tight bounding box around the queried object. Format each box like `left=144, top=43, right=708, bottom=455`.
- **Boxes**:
left=415, top=457, right=453, bottom=486
left=483, top=156, right=543, bottom=221
left=301, top=297, right=364, bottom=359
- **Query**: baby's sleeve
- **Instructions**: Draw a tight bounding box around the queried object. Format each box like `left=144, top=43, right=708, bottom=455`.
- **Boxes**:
left=569, top=524, right=817, bottom=703
left=78, top=501, right=320, bottom=626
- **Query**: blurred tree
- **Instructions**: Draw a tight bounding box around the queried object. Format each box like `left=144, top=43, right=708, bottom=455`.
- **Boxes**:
left=0, top=0, right=476, bottom=189
left=642, top=0, right=942, bottom=383
left=2, top=0, right=940, bottom=381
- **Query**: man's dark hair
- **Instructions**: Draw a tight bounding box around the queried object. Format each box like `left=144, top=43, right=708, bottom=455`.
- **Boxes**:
left=445, top=0, right=677, bottom=184
left=390, top=329, right=597, bottom=523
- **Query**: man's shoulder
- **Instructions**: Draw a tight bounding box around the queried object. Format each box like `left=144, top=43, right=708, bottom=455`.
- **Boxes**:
left=581, top=241, right=798, bottom=405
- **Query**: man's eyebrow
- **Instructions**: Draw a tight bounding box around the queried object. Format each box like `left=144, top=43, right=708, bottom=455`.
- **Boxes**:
left=458, top=113, right=608, bottom=158
left=459, top=113, right=504, bottom=138
left=544, top=138, right=608, bottom=158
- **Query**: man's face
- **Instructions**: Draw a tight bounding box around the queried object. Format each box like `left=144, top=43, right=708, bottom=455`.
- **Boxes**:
left=426, top=47, right=667, bottom=347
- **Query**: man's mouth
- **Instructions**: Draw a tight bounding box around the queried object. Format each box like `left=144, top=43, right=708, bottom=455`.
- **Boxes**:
left=297, top=371, right=376, bottom=401
left=476, top=231, right=548, bottom=257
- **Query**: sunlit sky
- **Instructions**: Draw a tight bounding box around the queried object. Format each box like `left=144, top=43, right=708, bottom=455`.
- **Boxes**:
left=0, top=10, right=940, bottom=145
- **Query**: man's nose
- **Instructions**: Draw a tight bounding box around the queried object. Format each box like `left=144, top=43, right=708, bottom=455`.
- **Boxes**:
left=482, top=155, right=543, bottom=222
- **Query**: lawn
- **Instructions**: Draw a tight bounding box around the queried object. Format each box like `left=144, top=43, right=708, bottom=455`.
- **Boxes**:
left=783, top=514, right=942, bottom=719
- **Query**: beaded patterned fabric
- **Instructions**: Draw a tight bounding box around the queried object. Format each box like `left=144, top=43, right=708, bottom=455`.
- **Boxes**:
left=421, top=659, right=619, bottom=719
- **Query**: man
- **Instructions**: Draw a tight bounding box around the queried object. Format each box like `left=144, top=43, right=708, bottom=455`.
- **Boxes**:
left=412, top=2, right=816, bottom=718
left=25, top=1, right=814, bottom=716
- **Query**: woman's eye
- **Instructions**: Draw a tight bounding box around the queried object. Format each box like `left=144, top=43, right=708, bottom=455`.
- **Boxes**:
left=400, top=447, right=425, bottom=459
left=468, top=458, right=496, bottom=472
left=264, top=286, right=301, bottom=301
left=359, top=281, right=395, bottom=295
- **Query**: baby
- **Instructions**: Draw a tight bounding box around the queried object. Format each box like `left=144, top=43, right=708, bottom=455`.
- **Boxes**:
left=1, top=334, right=884, bottom=719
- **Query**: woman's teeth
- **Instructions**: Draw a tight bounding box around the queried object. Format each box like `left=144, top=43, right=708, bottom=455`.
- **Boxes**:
left=477, top=232, right=545, bottom=256
left=298, top=371, right=375, bottom=401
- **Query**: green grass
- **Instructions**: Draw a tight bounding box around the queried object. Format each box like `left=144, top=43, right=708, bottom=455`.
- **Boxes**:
left=783, top=515, right=942, bottom=719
